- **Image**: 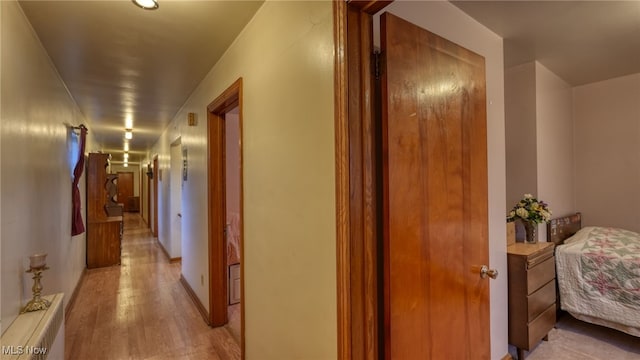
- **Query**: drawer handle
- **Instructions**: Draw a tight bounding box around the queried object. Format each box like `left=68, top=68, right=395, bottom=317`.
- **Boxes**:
left=480, top=265, right=499, bottom=279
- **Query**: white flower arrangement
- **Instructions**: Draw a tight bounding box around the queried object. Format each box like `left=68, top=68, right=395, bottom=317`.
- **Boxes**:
left=506, top=193, right=552, bottom=224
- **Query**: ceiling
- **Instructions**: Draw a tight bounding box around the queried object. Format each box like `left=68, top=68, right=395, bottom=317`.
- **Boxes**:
left=452, top=1, right=640, bottom=86
left=18, top=1, right=639, bottom=164
left=19, top=0, right=264, bottom=163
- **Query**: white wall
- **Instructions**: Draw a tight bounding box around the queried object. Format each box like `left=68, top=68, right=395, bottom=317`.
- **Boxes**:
left=1, top=0, right=95, bottom=334
left=375, top=2, right=508, bottom=358
left=146, top=1, right=336, bottom=358
left=535, top=63, right=574, bottom=220
left=169, top=140, right=182, bottom=258
left=505, top=62, right=537, bottom=208
left=157, top=145, right=171, bottom=256
left=574, top=73, right=640, bottom=231
left=505, top=61, right=575, bottom=241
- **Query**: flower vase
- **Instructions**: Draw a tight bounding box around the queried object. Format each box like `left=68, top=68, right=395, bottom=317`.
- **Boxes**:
left=523, top=221, right=537, bottom=244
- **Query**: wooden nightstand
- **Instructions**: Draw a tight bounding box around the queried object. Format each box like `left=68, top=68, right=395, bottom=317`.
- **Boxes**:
left=507, top=242, right=556, bottom=359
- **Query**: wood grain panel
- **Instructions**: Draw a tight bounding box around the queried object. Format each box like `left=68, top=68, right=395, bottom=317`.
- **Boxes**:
left=208, top=105, right=229, bottom=328
left=86, top=153, right=110, bottom=221
left=381, top=12, right=489, bottom=359
left=117, top=172, right=134, bottom=211
left=86, top=219, right=122, bottom=268
left=336, top=1, right=385, bottom=359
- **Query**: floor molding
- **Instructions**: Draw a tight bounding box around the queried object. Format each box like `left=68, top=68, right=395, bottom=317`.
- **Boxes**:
left=65, top=267, right=87, bottom=321
left=179, top=274, right=210, bottom=325
left=157, top=239, right=181, bottom=263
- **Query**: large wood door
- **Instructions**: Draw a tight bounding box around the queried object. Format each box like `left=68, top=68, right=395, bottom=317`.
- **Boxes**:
left=117, top=172, right=134, bottom=212
left=381, top=13, right=491, bottom=359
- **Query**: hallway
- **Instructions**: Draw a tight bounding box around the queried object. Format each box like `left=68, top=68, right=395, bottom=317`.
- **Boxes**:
left=65, top=214, right=239, bottom=360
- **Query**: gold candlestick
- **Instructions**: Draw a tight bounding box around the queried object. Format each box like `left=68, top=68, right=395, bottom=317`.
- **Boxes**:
left=20, top=254, right=51, bottom=313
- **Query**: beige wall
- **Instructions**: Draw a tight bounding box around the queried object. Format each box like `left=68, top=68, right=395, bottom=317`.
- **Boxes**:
left=0, top=0, right=96, bottom=333
left=505, top=62, right=537, bottom=209
left=535, top=63, right=574, bottom=221
left=146, top=1, right=336, bottom=358
left=168, top=140, right=182, bottom=258
left=574, top=73, right=640, bottom=231
left=505, top=61, right=575, bottom=241
left=375, top=2, right=508, bottom=358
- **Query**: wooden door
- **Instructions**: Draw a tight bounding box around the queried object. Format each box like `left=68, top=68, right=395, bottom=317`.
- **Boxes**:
left=381, top=13, right=491, bottom=359
left=117, top=172, right=134, bottom=212
left=153, top=156, right=158, bottom=237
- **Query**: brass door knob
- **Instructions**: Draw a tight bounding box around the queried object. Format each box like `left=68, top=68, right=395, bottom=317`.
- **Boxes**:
left=480, top=265, right=498, bottom=279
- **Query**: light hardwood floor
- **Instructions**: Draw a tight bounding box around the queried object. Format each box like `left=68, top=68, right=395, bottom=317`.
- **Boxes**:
left=65, top=214, right=240, bottom=360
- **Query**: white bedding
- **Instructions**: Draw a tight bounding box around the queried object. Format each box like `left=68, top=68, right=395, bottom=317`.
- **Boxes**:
left=555, top=226, right=640, bottom=336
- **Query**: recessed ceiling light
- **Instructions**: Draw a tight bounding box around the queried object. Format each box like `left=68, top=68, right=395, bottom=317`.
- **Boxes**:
left=125, top=129, right=133, bottom=140
left=132, top=0, right=159, bottom=10
left=125, top=115, right=133, bottom=129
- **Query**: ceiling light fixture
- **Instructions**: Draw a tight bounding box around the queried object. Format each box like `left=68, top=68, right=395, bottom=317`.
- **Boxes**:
left=124, top=143, right=129, bottom=152
left=125, top=115, right=133, bottom=129
left=125, top=129, right=133, bottom=140
left=124, top=153, right=129, bottom=160
left=132, top=0, right=159, bottom=10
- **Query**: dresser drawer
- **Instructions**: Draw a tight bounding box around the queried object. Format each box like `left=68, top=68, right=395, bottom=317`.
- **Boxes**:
left=527, top=280, right=555, bottom=321
left=526, top=245, right=554, bottom=268
left=527, top=304, right=556, bottom=348
left=527, top=256, right=555, bottom=294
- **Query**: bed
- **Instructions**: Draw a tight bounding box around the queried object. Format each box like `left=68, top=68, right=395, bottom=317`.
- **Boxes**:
left=548, top=213, right=640, bottom=336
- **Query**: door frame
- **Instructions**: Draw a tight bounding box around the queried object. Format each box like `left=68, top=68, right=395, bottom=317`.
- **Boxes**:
left=334, top=1, right=392, bottom=359
left=207, top=78, right=244, bottom=354
left=153, top=154, right=159, bottom=237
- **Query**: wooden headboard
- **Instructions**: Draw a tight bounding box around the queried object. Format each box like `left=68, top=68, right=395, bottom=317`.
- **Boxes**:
left=547, top=212, right=582, bottom=246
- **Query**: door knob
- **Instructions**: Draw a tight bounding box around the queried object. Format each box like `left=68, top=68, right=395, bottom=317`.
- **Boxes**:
left=480, top=265, right=498, bottom=279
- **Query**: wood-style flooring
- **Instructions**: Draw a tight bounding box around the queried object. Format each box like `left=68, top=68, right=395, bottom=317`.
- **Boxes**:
left=65, top=213, right=240, bottom=360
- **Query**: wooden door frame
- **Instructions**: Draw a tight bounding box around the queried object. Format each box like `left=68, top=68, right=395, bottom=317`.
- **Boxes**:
left=207, top=78, right=244, bottom=355
left=147, top=165, right=151, bottom=227
left=153, top=155, right=159, bottom=237
left=334, top=1, right=392, bottom=359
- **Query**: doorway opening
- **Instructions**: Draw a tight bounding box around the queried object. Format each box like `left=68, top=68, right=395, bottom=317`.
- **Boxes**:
left=207, top=78, right=244, bottom=352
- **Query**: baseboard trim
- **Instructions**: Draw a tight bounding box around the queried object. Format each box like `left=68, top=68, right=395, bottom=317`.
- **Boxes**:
left=179, top=274, right=210, bottom=325
left=502, top=353, right=514, bottom=360
left=156, top=239, right=181, bottom=263
left=65, top=267, right=87, bottom=321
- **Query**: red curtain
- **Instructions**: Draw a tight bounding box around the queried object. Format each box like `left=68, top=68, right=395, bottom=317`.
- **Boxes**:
left=72, top=125, right=88, bottom=236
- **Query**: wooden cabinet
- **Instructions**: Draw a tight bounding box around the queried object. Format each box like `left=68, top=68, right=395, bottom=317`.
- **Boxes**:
left=507, top=242, right=556, bottom=359
left=86, top=153, right=122, bottom=269
left=87, top=218, right=122, bottom=268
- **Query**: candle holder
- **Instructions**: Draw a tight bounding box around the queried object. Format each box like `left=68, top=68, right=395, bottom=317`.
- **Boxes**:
left=20, top=253, right=51, bottom=313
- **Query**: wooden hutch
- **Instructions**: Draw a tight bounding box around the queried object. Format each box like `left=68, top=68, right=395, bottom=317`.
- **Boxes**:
left=86, top=153, right=123, bottom=268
